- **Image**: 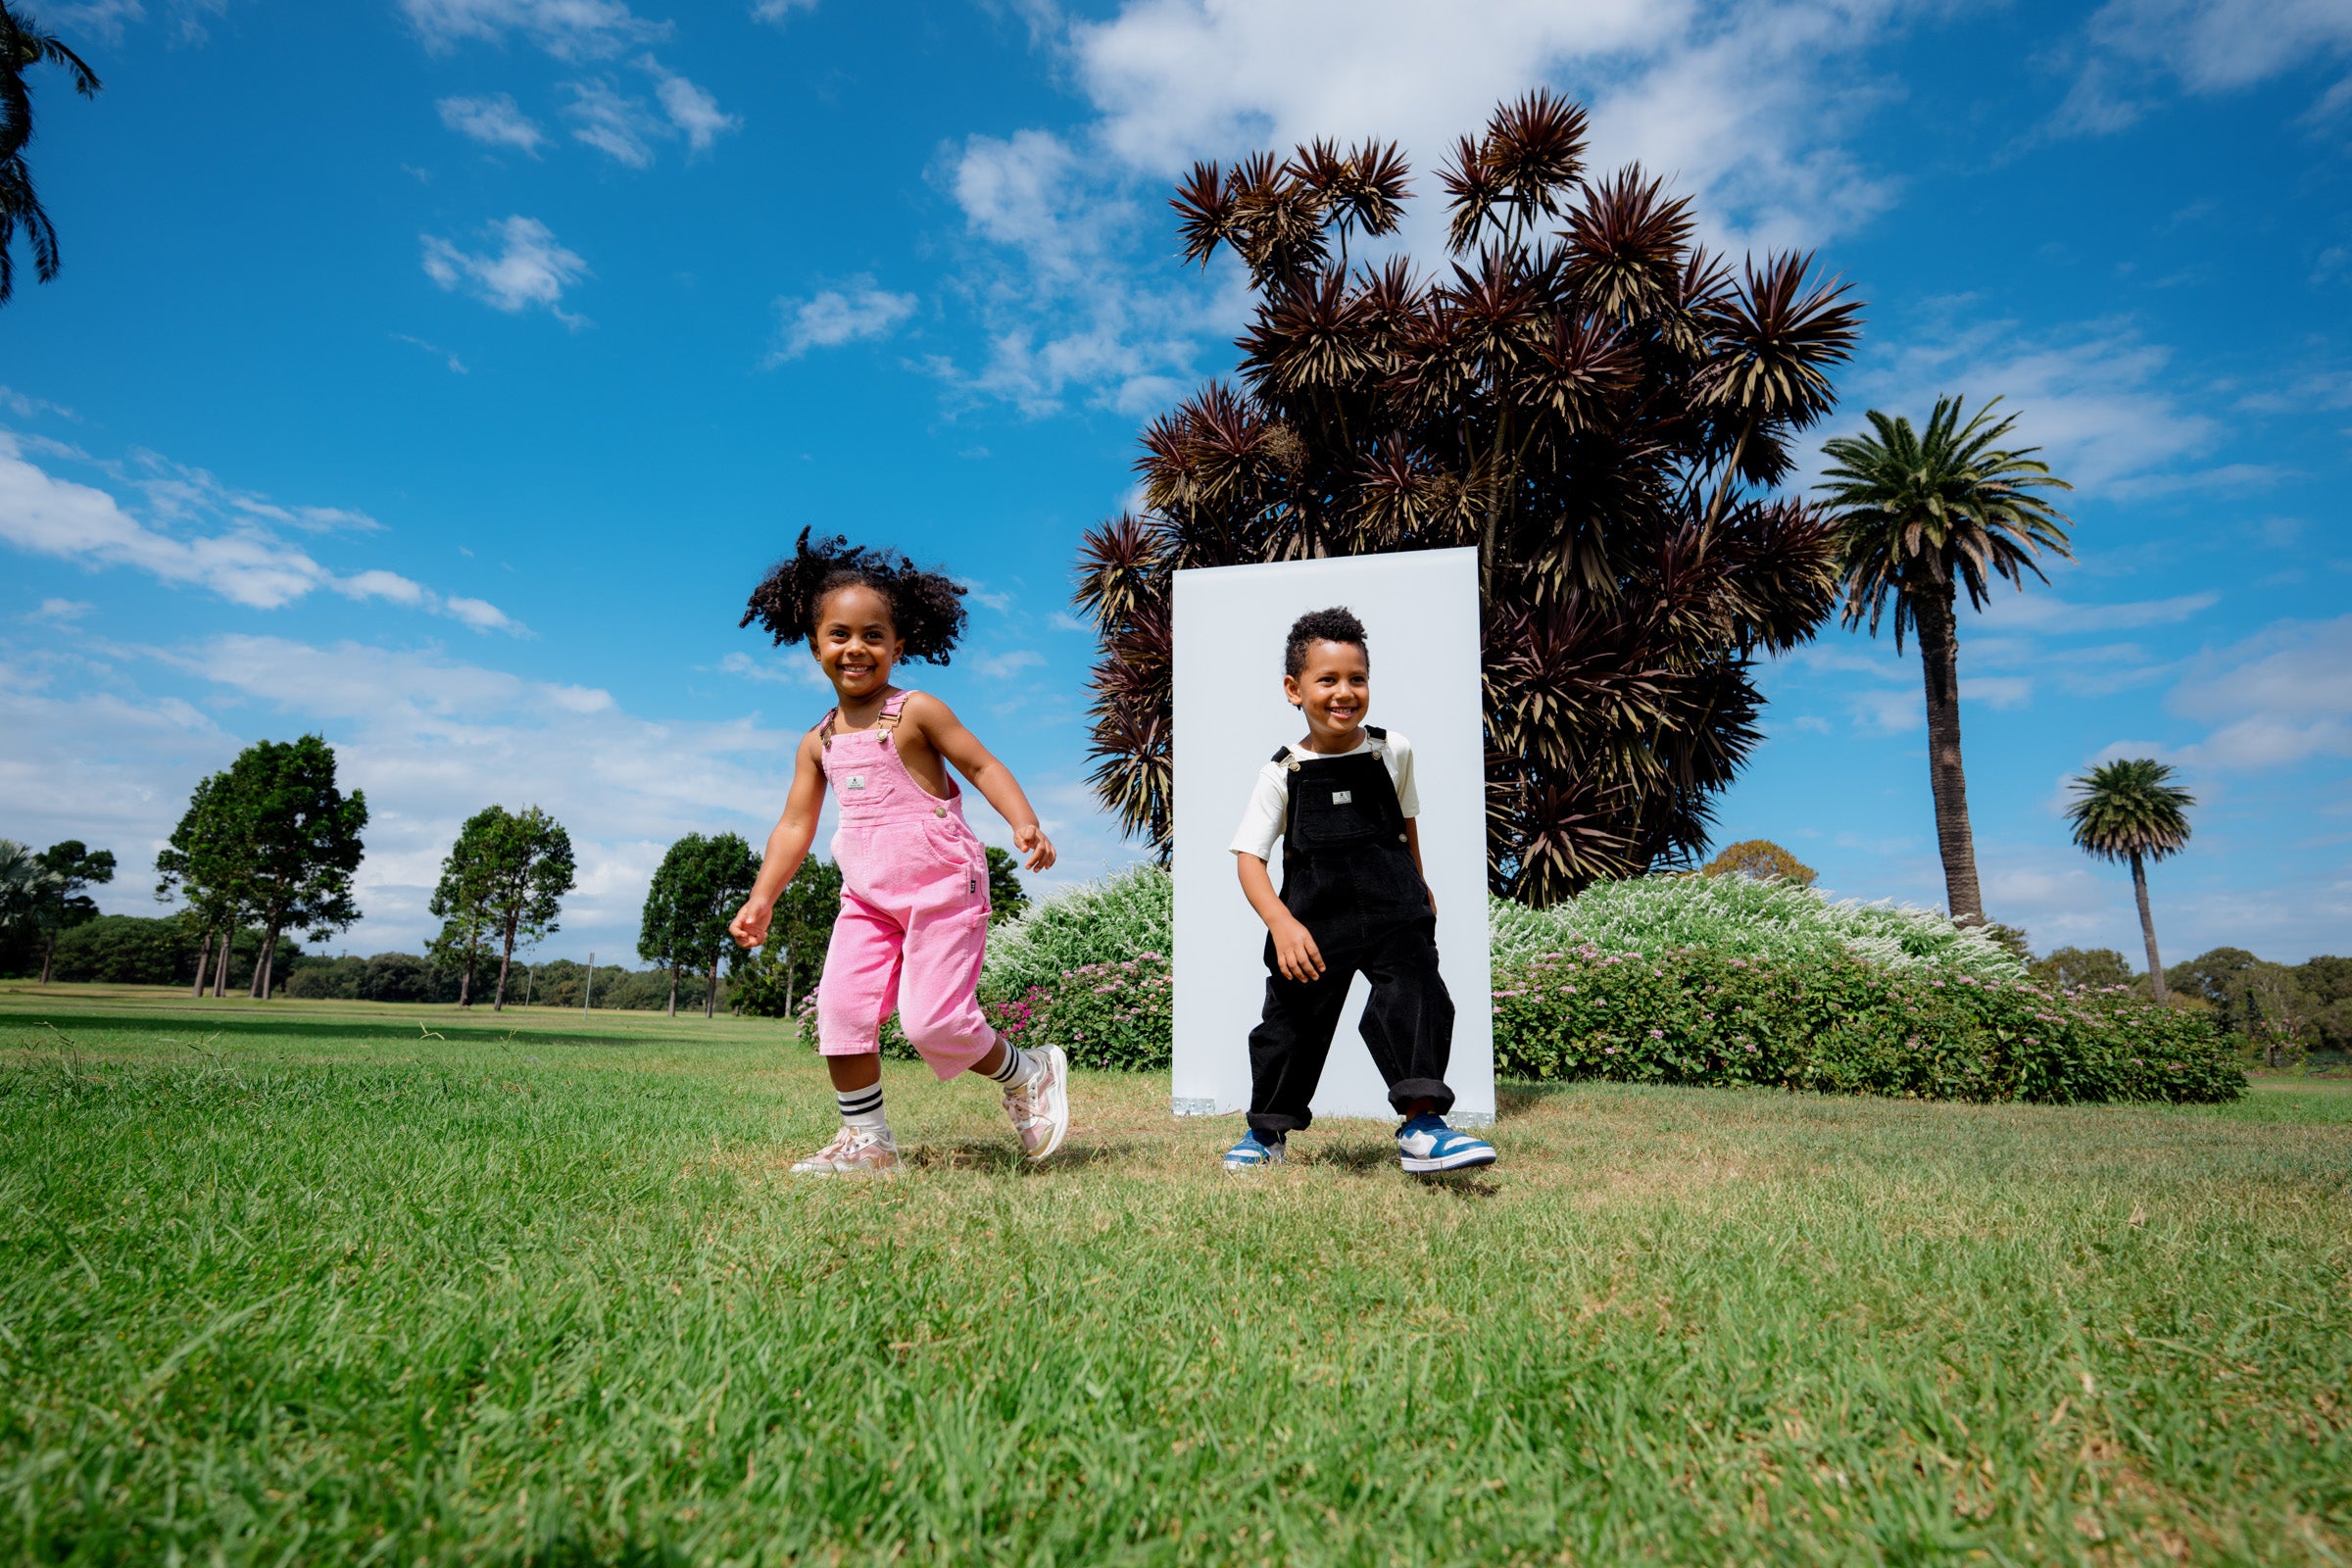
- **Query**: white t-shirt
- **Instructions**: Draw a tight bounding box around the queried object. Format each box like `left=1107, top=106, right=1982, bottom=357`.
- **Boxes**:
left=1229, top=728, right=1420, bottom=862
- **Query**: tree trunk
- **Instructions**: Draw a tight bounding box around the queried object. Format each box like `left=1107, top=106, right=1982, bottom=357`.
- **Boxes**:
left=1912, top=588, right=1984, bottom=926
left=705, top=956, right=718, bottom=1020
left=493, top=914, right=517, bottom=1010
left=39, top=932, right=56, bottom=986
left=666, top=964, right=678, bottom=1018
left=214, top=930, right=231, bottom=997
left=253, top=924, right=280, bottom=1000
left=457, top=947, right=474, bottom=1008
left=191, top=929, right=214, bottom=998
left=2132, top=849, right=2168, bottom=1004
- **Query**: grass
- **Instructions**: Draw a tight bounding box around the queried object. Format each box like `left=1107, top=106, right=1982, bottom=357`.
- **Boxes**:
left=2, top=984, right=2346, bottom=1565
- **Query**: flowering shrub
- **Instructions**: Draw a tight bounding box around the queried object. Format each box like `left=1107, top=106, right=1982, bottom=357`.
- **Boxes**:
left=1492, top=946, right=2243, bottom=1103
left=982, top=866, right=1171, bottom=999
left=1016, top=953, right=1174, bottom=1071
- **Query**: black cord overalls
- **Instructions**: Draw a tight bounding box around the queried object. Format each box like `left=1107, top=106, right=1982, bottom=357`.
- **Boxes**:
left=1247, top=727, right=1456, bottom=1138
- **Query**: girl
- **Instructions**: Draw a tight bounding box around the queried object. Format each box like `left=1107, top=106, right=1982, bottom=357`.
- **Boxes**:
left=728, top=530, right=1069, bottom=1176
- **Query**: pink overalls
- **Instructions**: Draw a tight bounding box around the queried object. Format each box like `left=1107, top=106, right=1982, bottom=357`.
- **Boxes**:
left=812, top=690, right=999, bottom=1079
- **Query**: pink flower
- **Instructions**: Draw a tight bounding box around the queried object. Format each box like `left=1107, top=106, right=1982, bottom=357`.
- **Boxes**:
left=1648, top=1029, right=1664, bottom=1039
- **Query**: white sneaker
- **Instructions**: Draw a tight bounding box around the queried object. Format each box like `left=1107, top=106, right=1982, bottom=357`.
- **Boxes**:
left=1003, top=1045, right=1071, bottom=1160
left=790, top=1125, right=902, bottom=1177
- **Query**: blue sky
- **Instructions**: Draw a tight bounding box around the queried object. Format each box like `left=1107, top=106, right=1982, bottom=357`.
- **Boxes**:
left=3, top=0, right=2347, bottom=968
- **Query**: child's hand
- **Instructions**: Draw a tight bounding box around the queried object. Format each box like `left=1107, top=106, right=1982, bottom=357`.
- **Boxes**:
left=1272, top=915, right=1324, bottom=983
left=1014, top=821, right=1056, bottom=872
left=728, top=898, right=774, bottom=950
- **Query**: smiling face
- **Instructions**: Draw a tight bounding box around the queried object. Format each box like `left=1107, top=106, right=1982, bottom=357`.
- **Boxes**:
left=809, top=582, right=902, bottom=702
left=1283, top=637, right=1371, bottom=750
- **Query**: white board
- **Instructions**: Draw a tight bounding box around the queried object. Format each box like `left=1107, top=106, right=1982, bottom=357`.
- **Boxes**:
left=1170, top=548, right=1494, bottom=1126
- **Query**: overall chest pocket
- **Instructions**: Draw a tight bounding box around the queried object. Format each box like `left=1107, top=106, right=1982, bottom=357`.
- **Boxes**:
left=1287, top=765, right=1396, bottom=852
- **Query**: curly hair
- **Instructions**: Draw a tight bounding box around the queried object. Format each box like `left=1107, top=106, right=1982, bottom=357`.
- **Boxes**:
left=739, top=528, right=969, bottom=664
left=1284, top=606, right=1368, bottom=676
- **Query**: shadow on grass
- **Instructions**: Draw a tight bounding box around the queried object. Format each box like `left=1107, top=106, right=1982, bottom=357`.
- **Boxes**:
left=1496, top=1081, right=1573, bottom=1118
left=906, top=1140, right=1144, bottom=1175
left=0, top=1009, right=683, bottom=1052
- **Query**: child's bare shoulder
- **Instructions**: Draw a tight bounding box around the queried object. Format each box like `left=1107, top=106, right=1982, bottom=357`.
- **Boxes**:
left=900, top=690, right=960, bottom=730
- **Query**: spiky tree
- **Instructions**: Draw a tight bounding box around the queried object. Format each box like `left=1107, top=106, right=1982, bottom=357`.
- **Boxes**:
left=1819, top=397, right=2073, bottom=926
left=1075, top=93, right=1864, bottom=901
left=1, top=3, right=100, bottom=308
left=2065, top=758, right=2193, bottom=1003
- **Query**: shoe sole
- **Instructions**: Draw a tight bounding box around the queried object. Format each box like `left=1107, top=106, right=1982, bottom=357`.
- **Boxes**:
left=1399, top=1148, right=1497, bottom=1174
left=1027, top=1046, right=1071, bottom=1161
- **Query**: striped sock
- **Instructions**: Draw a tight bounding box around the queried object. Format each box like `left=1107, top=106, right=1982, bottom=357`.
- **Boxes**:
left=836, top=1083, right=888, bottom=1137
left=987, top=1044, right=1042, bottom=1090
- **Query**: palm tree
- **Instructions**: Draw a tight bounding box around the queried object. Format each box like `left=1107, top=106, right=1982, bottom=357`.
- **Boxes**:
left=1, top=2, right=101, bottom=308
left=2065, top=758, right=2194, bottom=1003
left=1818, top=396, right=2073, bottom=925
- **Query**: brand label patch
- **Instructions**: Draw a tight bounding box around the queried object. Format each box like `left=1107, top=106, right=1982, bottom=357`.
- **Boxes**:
left=1332, top=790, right=1352, bottom=805
left=845, top=774, right=867, bottom=791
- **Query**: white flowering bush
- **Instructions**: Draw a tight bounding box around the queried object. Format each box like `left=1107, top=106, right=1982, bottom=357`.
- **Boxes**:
left=1489, top=874, right=2026, bottom=978
left=981, top=865, right=1172, bottom=1000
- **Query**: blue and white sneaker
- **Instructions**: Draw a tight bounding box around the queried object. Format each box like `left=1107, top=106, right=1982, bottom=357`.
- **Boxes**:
left=1396, top=1114, right=1496, bottom=1174
left=1221, top=1131, right=1286, bottom=1173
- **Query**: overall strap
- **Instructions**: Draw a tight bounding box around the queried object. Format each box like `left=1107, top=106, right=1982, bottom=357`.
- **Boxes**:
left=875, top=689, right=914, bottom=736
left=1364, top=725, right=1387, bottom=742
left=817, top=709, right=840, bottom=749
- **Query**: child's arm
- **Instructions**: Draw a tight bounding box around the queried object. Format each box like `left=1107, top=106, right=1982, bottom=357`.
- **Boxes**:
left=902, top=694, right=1057, bottom=871
left=1237, top=853, right=1325, bottom=981
left=728, top=729, right=830, bottom=949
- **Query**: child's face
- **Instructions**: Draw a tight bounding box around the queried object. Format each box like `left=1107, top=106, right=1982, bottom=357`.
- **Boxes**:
left=810, top=584, right=902, bottom=701
left=1284, top=639, right=1370, bottom=743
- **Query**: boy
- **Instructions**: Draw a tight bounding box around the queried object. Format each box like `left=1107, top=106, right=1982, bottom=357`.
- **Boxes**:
left=1223, top=607, right=1497, bottom=1175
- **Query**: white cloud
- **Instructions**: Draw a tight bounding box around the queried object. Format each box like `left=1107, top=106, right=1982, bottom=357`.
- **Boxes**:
left=1972, top=590, right=2219, bottom=633
left=935, top=0, right=1924, bottom=416
left=751, top=0, right=816, bottom=22
left=640, top=56, right=739, bottom=153
left=30, top=598, right=95, bottom=622
left=398, top=0, right=667, bottom=60
left=1961, top=675, right=2033, bottom=710
left=392, top=333, right=470, bottom=374
left=563, top=77, right=662, bottom=167
left=53, top=0, right=226, bottom=44
left=421, top=215, right=590, bottom=323
left=973, top=649, right=1047, bottom=680
left=437, top=93, right=547, bottom=155
left=2084, top=0, right=2352, bottom=98
left=767, top=278, right=918, bottom=363
left=0, top=432, right=521, bottom=631
left=561, top=62, right=736, bottom=167
left=718, top=649, right=827, bottom=688
left=2170, top=614, right=2352, bottom=770
left=1843, top=316, right=2229, bottom=494
left=1848, top=688, right=1919, bottom=733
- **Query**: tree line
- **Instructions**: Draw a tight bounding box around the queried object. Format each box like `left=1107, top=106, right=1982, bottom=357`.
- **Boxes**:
left=5, top=731, right=1032, bottom=1014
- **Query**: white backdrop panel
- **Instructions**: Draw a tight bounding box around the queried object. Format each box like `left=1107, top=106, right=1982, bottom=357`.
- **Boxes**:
left=1170, top=549, right=1494, bottom=1125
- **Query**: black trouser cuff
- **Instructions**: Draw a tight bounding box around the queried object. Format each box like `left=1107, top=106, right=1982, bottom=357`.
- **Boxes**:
left=1387, top=1078, right=1453, bottom=1116
left=1247, top=1113, right=1307, bottom=1138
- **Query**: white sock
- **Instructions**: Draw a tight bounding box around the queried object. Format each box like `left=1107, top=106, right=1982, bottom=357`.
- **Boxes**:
left=836, top=1083, right=889, bottom=1138
left=987, top=1045, right=1044, bottom=1091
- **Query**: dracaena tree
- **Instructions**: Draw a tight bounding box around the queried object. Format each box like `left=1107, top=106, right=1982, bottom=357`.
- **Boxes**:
left=1073, top=92, right=1864, bottom=902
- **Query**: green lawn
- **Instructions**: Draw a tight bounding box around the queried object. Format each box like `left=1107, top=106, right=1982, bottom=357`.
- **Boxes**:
left=2, top=985, right=2346, bottom=1565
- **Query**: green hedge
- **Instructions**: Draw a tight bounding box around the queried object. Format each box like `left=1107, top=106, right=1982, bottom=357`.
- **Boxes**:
left=1492, top=944, right=2241, bottom=1103
left=833, top=866, right=2243, bottom=1105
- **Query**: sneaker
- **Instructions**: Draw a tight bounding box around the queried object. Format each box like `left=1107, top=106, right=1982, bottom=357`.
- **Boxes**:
left=1221, top=1131, right=1286, bottom=1173
left=1003, top=1045, right=1071, bottom=1161
left=1396, top=1114, right=1496, bottom=1174
left=790, top=1125, right=902, bottom=1177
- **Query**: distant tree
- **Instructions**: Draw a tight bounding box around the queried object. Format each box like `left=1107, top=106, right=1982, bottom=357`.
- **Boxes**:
left=2065, top=757, right=2193, bottom=1004
left=1819, top=398, right=2073, bottom=926
left=31, top=839, right=113, bottom=984
left=155, top=769, right=253, bottom=999
left=677, top=833, right=761, bottom=1019
left=731, top=856, right=842, bottom=1021
left=0, top=838, right=56, bottom=945
left=1077, top=90, right=1863, bottom=901
left=427, top=818, right=499, bottom=1006
left=2296, top=956, right=2352, bottom=1056
left=1699, top=838, right=1816, bottom=887
left=465, top=805, right=575, bottom=1010
left=225, top=736, right=368, bottom=1000
left=2030, top=946, right=2135, bottom=992
left=985, top=845, right=1029, bottom=922
left=641, top=834, right=711, bottom=1017
left=0, top=3, right=100, bottom=309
